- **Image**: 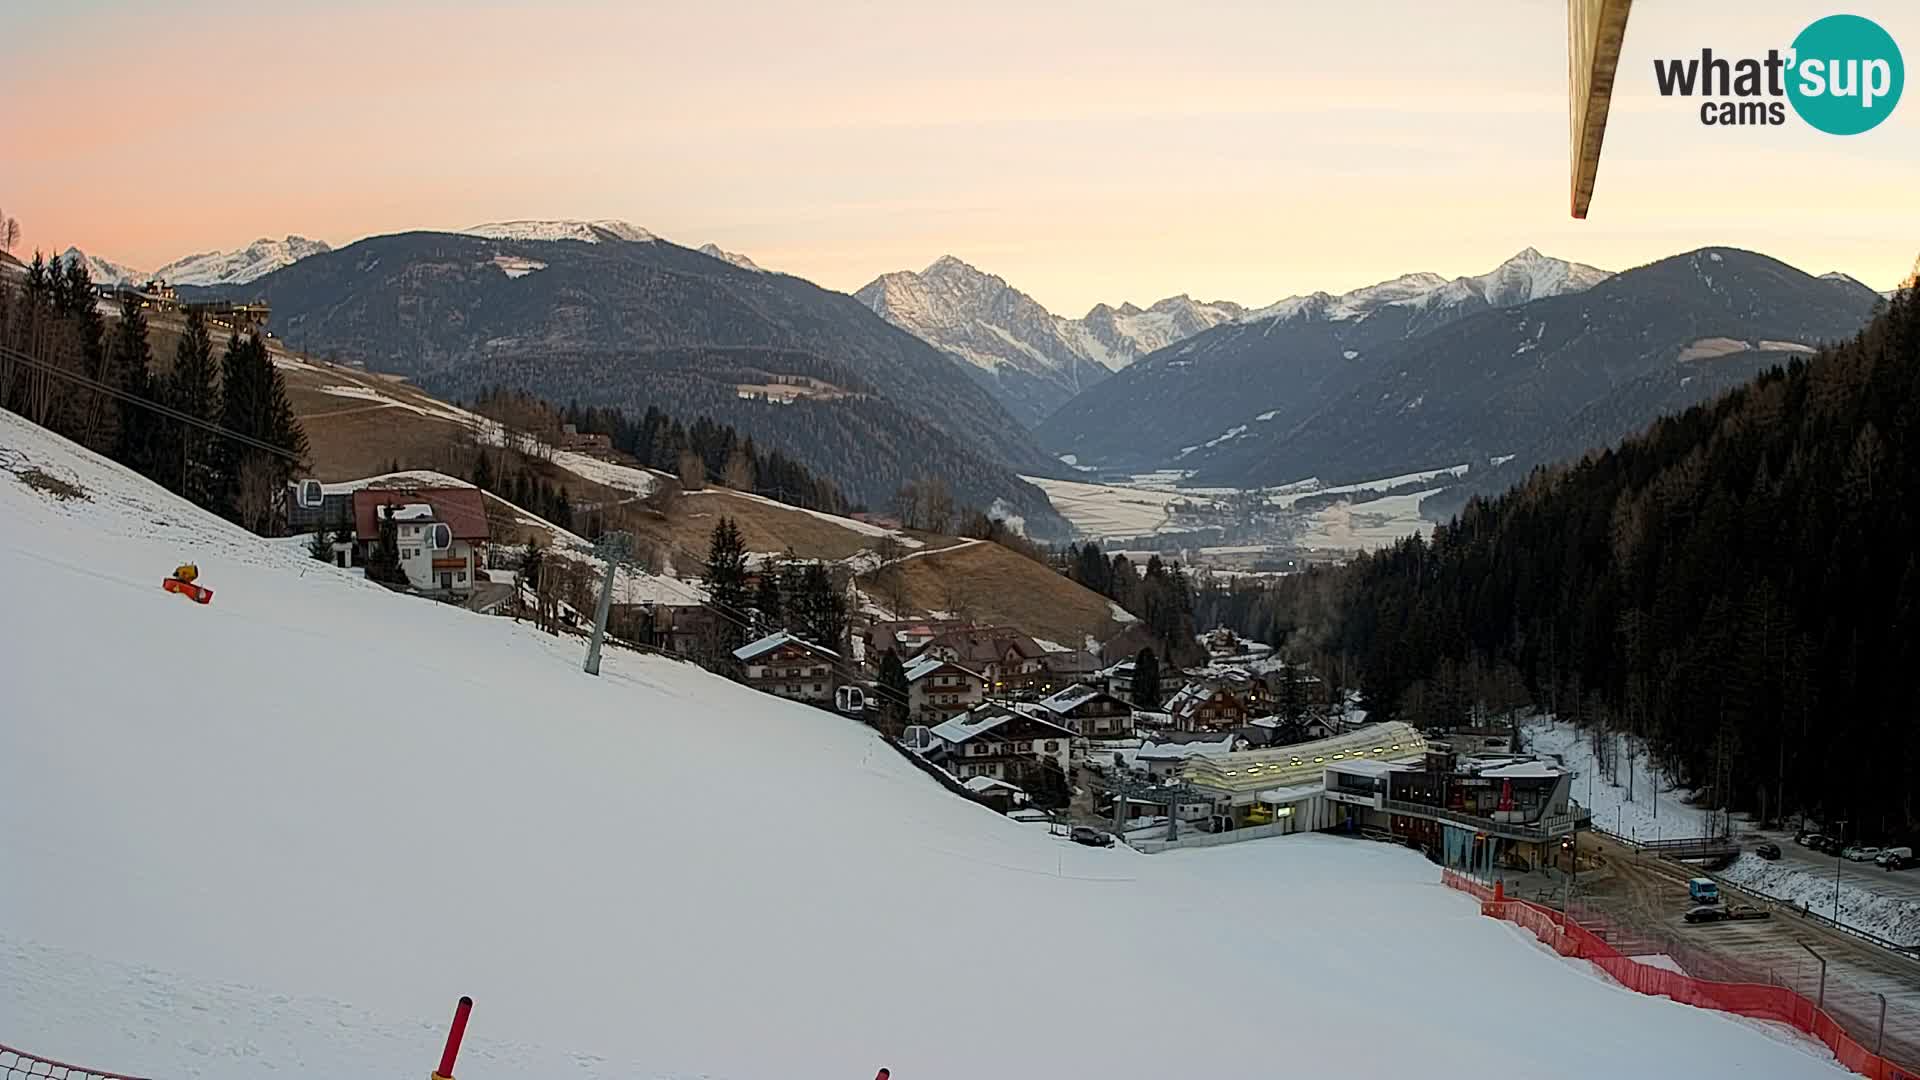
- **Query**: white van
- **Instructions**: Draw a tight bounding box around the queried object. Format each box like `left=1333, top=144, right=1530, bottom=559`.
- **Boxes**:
left=1876, top=846, right=1913, bottom=869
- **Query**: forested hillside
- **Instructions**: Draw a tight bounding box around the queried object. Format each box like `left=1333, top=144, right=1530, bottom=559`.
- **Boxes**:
left=196, top=231, right=1068, bottom=536
left=1217, top=279, right=1918, bottom=838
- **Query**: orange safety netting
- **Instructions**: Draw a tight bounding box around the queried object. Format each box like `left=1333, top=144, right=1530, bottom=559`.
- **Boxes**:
left=1440, top=871, right=1917, bottom=1080
left=1, top=1045, right=151, bottom=1080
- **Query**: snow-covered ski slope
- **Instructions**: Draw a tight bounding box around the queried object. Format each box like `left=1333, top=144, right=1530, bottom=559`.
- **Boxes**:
left=0, top=411, right=1846, bottom=1080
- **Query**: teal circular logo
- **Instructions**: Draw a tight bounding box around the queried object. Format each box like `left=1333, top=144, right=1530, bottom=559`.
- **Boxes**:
left=1787, top=15, right=1904, bottom=135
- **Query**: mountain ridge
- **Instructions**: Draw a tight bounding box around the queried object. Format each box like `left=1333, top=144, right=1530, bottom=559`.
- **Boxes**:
left=1185, top=247, right=1882, bottom=488
left=856, top=254, right=1243, bottom=426
left=189, top=229, right=1071, bottom=536
left=1041, top=248, right=1613, bottom=468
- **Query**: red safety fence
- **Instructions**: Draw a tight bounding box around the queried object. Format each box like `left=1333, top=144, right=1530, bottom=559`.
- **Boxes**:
left=1440, top=872, right=1919, bottom=1080
left=1, top=1044, right=151, bottom=1080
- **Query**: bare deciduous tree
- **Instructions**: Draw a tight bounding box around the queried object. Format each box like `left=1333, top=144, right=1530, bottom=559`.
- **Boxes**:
left=234, top=453, right=282, bottom=535
left=723, top=448, right=754, bottom=490
left=643, top=478, right=681, bottom=518
left=678, top=451, right=707, bottom=491
left=895, top=480, right=923, bottom=530
left=924, top=475, right=954, bottom=535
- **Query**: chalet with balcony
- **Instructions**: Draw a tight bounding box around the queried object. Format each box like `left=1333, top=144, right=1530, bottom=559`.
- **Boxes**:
left=904, top=656, right=987, bottom=723
left=926, top=703, right=1075, bottom=785
left=733, top=631, right=841, bottom=706
left=351, top=487, right=489, bottom=593
left=1033, top=683, right=1135, bottom=739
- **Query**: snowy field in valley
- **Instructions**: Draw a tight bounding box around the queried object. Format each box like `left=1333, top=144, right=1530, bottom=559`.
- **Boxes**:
left=0, top=412, right=1850, bottom=1080
left=1291, top=486, right=1442, bottom=549
left=1027, top=469, right=1453, bottom=551
left=1020, top=474, right=1185, bottom=538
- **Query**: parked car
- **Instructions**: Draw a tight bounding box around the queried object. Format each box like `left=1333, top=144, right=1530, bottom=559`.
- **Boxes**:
left=1755, top=842, right=1782, bottom=860
left=1878, top=846, right=1915, bottom=870
left=1843, top=845, right=1882, bottom=862
left=1685, top=902, right=1768, bottom=924
left=1795, top=831, right=1818, bottom=846
left=1799, top=832, right=1829, bottom=850
left=1069, top=826, right=1115, bottom=848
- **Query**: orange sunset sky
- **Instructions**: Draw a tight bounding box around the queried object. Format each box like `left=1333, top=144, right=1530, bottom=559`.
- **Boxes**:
left=4, top=0, right=1916, bottom=312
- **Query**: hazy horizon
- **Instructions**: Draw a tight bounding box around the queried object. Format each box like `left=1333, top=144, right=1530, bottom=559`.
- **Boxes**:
left=6, top=0, right=1916, bottom=312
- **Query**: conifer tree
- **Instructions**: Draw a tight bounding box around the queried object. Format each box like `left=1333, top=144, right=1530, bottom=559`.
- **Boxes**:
left=163, top=308, right=222, bottom=508
left=1131, top=647, right=1160, bottom=708
left=754, top=556, right=785, bottom=633
left=108, top=293, right=158, bottom=479
left=798, top=562, right=847, bottom=651
left=703, top=516, right=750, bottom=649
left=215, top=332, right=307, bottom=532
left=877, top=648, right=911, bottom=733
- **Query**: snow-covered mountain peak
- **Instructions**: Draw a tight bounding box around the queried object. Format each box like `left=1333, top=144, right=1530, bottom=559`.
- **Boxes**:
left=462, top=219, right=657, bottom=244
left=1243, top=251, right=1608, bottom=326
left=697, top=243, right=763, bottom=272
left=154, top=235, right=331, bottom=286
left=1464, top=248, right=1612, bottom=308
left=56, top=246, right=145, bottom=286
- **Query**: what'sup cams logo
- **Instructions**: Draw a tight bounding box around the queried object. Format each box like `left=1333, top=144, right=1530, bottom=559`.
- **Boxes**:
left=1653, top=14, right=1903, bottom=133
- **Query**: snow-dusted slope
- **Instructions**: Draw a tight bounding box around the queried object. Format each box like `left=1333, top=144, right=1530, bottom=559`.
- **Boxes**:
left=462, top=219, right=657, bottom=243
left=1068, top=294, right=1246, bottom=370
left=698, top=243, right=764, bottom=272
left=1244, top=249, right=1609, bottom=323
left=55, top=246, right=145, bottom=286
left=0, top=412, right=1846, bottom=1080
left=153, top=236, right=331, bottom=286
left=858, top=255, right=1239, bottom=377
left=854, top=256, right=1240, bottom=425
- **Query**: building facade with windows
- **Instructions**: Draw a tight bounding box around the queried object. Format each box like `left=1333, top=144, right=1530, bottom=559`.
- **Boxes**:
left=350, top=487, right=489, bottom=593
left=904, top=657, right=987, bottom=723
left=733, top=631, right=841, bottom=705
left=927, top=703, right=1075, bottom=785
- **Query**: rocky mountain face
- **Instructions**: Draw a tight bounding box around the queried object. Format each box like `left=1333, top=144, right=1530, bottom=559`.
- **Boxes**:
left=856, top=255, right=1240, bottom=427
left=1041, top=249, right=1615, bottom=470
left=190, top=229, right=1070, bottom=536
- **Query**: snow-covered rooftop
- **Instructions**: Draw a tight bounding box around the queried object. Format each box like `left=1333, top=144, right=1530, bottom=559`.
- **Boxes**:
left=961, top=775, right=1024, bottom=795
left=1037, top=683, right=1105, bottom=713
left=902, top=655, right=979, bottom=684
left=732, top=630, right=839, bottom=663
left=1479, top=760, right=1567, bottom=780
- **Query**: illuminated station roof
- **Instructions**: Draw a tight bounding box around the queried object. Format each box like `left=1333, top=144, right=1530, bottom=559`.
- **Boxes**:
left=1182, top=721, right=1428, bottom=797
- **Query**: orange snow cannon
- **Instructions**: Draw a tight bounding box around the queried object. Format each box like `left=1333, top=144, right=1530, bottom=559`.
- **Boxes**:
left=162, top=563, right=213, bottom=604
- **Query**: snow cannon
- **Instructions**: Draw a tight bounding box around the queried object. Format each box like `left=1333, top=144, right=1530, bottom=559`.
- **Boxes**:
left=162, top=563, right=213, bottom=604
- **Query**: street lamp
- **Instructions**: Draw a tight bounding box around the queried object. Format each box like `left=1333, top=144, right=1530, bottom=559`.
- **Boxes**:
left=1831, top=818, right=1848, bottom=926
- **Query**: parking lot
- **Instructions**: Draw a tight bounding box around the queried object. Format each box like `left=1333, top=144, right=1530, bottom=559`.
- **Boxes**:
left=1577, top=834, right=1920, bottom=1067
left=1737, top=823, right=1920, bottom=907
